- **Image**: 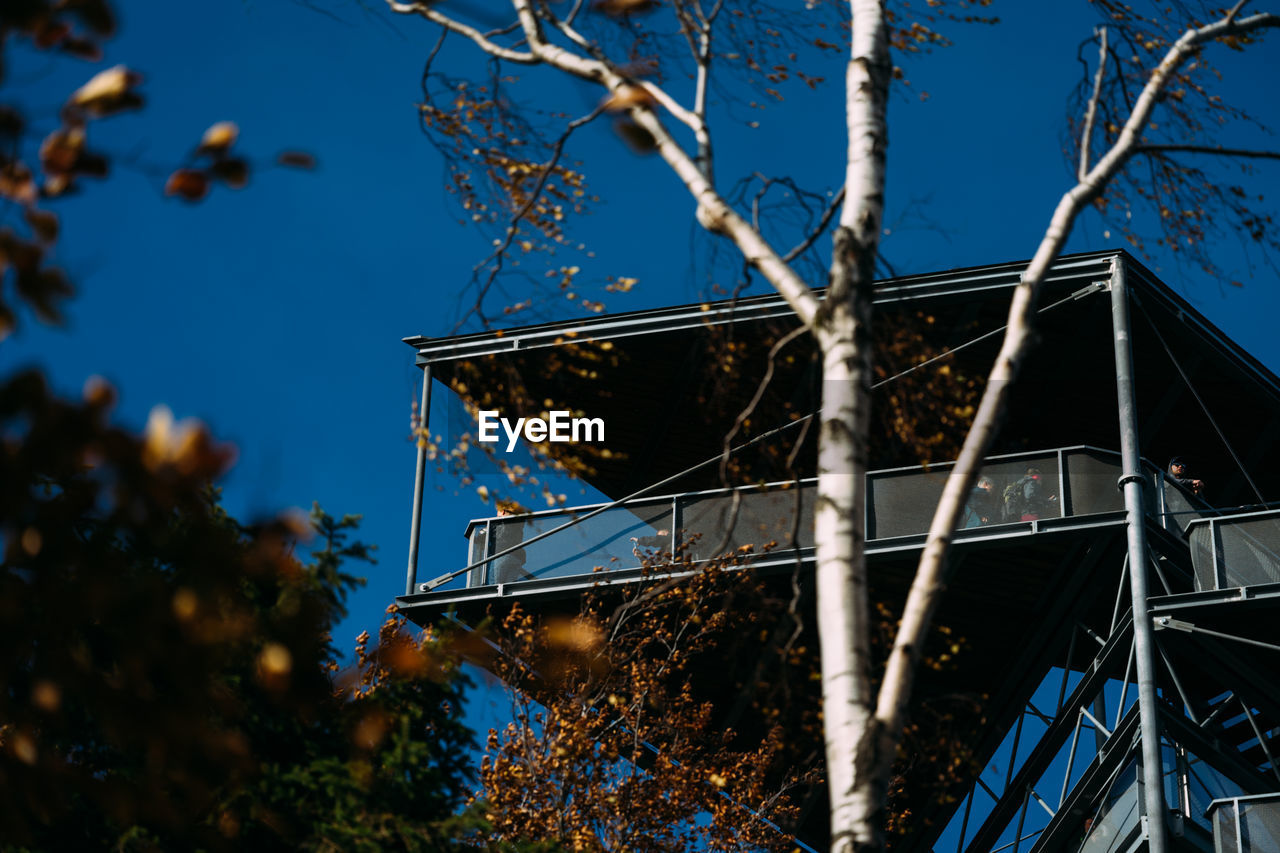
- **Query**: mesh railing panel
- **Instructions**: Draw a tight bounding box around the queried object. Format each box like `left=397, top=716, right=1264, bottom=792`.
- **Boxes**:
left=1239, top=799, right=1280, bottom=853
left=457, top=448, right=1143, bottom=586
left=867, top=468, right=945, bottom=539
left=1063, top=449, right=1125, bottom=517
left=1189, top=524, right=1218, bottom=592
left=483, top=500, right=672, bottom=584
left=1217, top=517, right=1280, bottom=589
left=467, top=525, right=488, bottom=587
left=869, top=453, right=1062, bottom=539
left=683, top=483, right=814, bottom=562
left=1163, top=481, right=1207, bottom=535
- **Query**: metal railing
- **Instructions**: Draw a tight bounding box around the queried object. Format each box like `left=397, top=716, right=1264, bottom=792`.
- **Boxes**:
left=1187, top=510, right=1280, bottom=592
left=447, top=445, right=1203, bottom=590
left=1208, top=793, right=1280, bottom=853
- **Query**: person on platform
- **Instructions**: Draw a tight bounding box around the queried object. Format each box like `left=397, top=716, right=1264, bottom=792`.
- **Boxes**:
left=963, top=477, right=997, bottom=527
left=1167, top=456, right=1206, bottom=497
left=1003, top=467, right=1057, bottom=522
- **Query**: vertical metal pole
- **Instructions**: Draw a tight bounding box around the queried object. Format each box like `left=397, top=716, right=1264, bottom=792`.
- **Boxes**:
left=1056, top=448, right=1068, bottom=518
left=1109, top=257, right=1171, bottom=852
left=405, top=363, right=434, bottom=596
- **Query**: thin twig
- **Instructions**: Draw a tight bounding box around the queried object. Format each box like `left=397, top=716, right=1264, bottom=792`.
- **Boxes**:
left=1079, top=27, right=1109, bottom=182
left=783, top=187, right=845, bottom=263
left=456, top=102, right=608, bottom=331
left=1135, top=143, right=1280, bottom=160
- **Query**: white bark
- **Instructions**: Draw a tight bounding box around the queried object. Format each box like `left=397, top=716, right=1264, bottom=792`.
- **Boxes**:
left=813, top=2, right=890, bottom=850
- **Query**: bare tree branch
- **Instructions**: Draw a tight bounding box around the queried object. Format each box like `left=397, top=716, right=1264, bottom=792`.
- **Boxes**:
left=459, top=103, right=608, bottom=330
left=783, top=186, right=845, bottom=263
left=387, top=1, right=537, bottom=63
left=1079, top=27, right=1109, bottom=182
left=1136, top=143, right=1280, bottom=160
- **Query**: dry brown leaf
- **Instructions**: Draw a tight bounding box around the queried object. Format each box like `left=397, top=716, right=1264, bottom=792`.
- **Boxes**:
left=602, top=85, right=656, bottom=113
left=165, top=169, right=210, bottom=202
left=39, top=127, right=85, bottom=175
left=593, top=0, right=660, bottom=16
left=59, top=36, right=104, bottom=62
left=24, top=209, right=59, bottom=244
left=613, top=118, right=657, bottom=153
left=209, top=157, right=249, bottom=189
left=276, top=150, right=317, bottom=169
left=0, top=163, right=38, bottom=205
left=33, top=21, right=70, bottom=50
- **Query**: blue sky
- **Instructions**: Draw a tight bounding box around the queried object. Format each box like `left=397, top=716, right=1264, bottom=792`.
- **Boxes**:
left=6, top=1, right=1280, bottom=836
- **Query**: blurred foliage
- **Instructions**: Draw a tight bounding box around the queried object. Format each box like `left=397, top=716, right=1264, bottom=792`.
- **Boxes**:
left=0, top=3, right=502, bottom=849
left=0, top=369, right=504, bottom=850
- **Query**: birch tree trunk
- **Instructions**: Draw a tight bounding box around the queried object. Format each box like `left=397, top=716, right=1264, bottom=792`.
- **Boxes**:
left=812, top=2, right=891, bottom=850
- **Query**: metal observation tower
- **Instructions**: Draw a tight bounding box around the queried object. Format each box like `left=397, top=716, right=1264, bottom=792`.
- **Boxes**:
left=396, top=251, right=1280, bottom=853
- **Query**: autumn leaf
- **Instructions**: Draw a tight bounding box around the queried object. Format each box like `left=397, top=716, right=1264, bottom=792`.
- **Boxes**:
left=209, top=157, right=250, bottom=189
left=39, top=126, right=85, bottom=175
left=64, top=0, right=117, bottom=37
left=613, top=118, right=657, bottom=153
left=142, top=404, right=235, bottom=476
left=277, top=150, right=317, bottom=169
left=33, top=20, right=71, bottom=50
left=68, top=65, right=143, bottom=116
left=15, top=266, right=73, bottom=324
left=59, top=35, right=104, bottom=62
left=0, top=162, right=38, bottom=204
left=593, top=0, right=660, bottom=16
left=24, top=209, right=59, bottom=244
left=165, top=168, right=210, bottom=202
left=602, top=84, right=656, bottom=112
left=198, top=120, right=239, bottom=154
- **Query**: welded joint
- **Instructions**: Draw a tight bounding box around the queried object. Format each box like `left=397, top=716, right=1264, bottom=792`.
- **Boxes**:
left=1117, top=473, right=1145, bottom=490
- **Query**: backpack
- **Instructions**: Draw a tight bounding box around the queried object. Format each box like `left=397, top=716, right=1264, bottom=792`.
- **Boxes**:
left=1003, top=474, right=1042, bottom=520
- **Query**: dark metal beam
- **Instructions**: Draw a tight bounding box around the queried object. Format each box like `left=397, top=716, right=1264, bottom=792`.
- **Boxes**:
left=405, top=254, right=1117, bottom=364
